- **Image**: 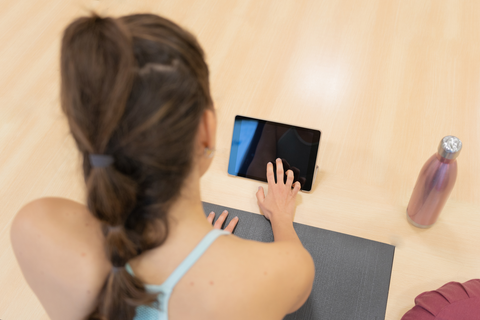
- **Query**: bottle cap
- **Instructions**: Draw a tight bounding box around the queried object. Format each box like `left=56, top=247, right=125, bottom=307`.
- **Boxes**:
left=437, top=136, right=462, bottom=160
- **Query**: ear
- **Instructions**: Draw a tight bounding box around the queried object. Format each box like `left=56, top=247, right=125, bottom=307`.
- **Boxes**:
left=196, top=108, right=216, bottom=176
left=196, top=108, right=216, bottom=156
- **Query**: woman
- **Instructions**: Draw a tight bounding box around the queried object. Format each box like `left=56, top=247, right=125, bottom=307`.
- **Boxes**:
left=10, top=13, right=315, bottom=320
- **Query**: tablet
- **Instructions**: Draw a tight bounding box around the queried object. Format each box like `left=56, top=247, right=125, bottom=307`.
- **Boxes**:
left=228, top=115, right=321, bottom=191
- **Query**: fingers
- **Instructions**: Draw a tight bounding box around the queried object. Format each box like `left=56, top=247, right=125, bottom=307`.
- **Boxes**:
left=207, top=211, right=215, bottom=224
left=276, top=158, right=284, bottom=184
left=292, top=181, right=301, bottom=196
left=286, top=170, right=294, bottom=187
left=210, top=210, right=239, bottom=233
left=291, top=166, right=300, bottom=179
left=256, top=186, right=265, bottom=204
left=224, top=216, right=239, bottom=233
left=213, top=210, right=228, bottom=229
left=266, top=162, right=275, bottom=185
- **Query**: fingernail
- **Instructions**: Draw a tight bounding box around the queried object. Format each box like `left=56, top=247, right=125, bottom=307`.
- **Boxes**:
left=234, top=216, right=238, bottom=220
left=209, top=212, right=215, bottom=215
left=223, top=210, right=228, bottom=213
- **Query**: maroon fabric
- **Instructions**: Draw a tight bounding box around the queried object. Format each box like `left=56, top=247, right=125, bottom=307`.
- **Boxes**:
left=402, top=279, right=480, bottom=320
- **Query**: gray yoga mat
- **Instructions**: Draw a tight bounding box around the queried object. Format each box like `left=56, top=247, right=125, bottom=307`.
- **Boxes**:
left=203, top=202, right=395, bottom=320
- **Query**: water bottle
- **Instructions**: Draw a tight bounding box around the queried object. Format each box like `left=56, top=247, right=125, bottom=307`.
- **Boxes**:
left=406, top=136, right=462, bottom=228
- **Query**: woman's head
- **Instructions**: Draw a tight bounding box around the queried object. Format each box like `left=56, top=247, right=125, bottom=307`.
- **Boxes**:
left=60, top=12, right=214, bottom=319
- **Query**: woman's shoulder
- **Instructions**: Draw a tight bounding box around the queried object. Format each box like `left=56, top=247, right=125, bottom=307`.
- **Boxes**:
left=10, top=197, right=112, bottom=320
left=217, top=234, right=314, bottom=279
left=171, top=234, right=314, bottom=320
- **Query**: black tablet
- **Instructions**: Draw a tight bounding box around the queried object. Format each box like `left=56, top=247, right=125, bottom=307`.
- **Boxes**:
left=228, top=115, right=321, bottom=191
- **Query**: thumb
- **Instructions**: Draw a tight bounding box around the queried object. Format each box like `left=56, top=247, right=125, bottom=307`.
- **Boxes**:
left=256, top=186, right=265, bottom=204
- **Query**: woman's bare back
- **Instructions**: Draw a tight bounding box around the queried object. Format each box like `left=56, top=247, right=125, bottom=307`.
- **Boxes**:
left=128, top=225, right=313, bottom=320
left=11, top=197, right=303, bottom=320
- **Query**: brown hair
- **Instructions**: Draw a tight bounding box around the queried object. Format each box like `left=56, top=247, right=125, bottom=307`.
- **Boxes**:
left=60, top=13, right=212, bottom=319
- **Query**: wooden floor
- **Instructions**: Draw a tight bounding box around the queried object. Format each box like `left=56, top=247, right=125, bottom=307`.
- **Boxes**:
left=1, top=0, right=480, bottom=319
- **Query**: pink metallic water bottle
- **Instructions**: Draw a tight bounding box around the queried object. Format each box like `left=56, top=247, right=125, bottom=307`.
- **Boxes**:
left=407, top=136, right=462, bottom=228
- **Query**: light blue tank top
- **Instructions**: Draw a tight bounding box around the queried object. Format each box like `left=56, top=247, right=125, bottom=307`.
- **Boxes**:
left=125, top=229, right=230, bottom=320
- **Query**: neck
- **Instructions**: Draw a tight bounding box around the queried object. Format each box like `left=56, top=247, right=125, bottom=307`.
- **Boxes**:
left=127, top=164, right=214, bottom=268
left=166, top=165, right=212, bottom=237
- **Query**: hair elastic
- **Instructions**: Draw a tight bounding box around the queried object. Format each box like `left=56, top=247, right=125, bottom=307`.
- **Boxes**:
left=108, top=225, right=123, bottom=233
left=112, top=266, right=122, bottom=273
left=89, top=154, right=114, bottom=167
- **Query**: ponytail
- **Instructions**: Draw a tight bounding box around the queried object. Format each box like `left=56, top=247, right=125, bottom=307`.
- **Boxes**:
left=61, top=13, right=179, bottom=320
left=61, top=12, right=212, bottom=319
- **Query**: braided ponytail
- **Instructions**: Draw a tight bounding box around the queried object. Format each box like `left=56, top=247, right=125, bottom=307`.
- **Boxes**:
left=61, top=14, right=161, bottom=319
left=61, top=12, right=212, bottom=320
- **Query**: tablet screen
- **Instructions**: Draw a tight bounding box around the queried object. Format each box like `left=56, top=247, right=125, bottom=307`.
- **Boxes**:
left=228, top=115, right=321, bottom=191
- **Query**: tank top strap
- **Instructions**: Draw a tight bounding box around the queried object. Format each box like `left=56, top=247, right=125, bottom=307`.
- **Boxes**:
left=162, top=229, right=230, bottom=288
left=125, top=229, right=230, bottom=290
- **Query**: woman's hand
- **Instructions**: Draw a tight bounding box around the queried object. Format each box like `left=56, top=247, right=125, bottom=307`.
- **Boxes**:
left=280, top=159, right=306, bottom=187
left=256, top=158, right=301, bottom=223
left=207, top=210, right=238, bottom=233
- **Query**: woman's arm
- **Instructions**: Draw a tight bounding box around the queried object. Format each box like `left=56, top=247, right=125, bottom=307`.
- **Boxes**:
left=256, top=158, right=315, bottom=314
left=256, top=158, right=302, bottom=244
